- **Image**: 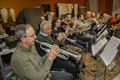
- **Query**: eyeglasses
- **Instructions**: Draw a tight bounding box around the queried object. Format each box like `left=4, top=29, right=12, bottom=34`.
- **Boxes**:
left=56, top=21, right=61, bottom=23
left=25, top=33, right=36, bottom=38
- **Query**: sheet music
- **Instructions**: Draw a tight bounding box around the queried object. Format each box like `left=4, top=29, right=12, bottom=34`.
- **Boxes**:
left=97, top=29, right=108, bottom=41
left=100, top=46, right=117, bottom=66
left=100, top=36, right=120, bottom=66
left=92, top=37, right=108, bottom=56
left=108, top=36, right=120, bottom=48
left=0, top=48, right=15, bottom=56
left=97, top=25, right=107, bottom=37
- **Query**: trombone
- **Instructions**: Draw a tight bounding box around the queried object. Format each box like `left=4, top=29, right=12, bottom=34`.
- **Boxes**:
left=36, top=40, right=81, bottom=62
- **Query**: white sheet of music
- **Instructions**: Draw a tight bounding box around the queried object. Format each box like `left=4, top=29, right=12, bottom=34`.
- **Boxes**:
left=100, top=36, right=120, bottom=66
left=92, top=37, right=108, bottom=56
left=97, top=29, right=108, bottom=41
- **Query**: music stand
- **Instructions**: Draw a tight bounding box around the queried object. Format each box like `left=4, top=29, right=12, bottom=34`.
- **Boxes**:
left=99, top=36, right=120, bottom=80
left=91, top=37, right=108, bottom=80
left=79, top=34, right=107, bottom=80
left=92, top=37, right=108, bottom=57
left=96, top=29, right=108, bottom=42
left=91, top=27, right=108, bottom=57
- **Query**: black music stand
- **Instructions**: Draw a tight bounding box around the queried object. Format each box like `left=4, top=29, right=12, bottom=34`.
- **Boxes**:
left=99, top=36, right=120, bottom=80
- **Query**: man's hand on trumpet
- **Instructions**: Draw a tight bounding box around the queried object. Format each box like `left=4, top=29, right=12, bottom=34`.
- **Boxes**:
left=48, top=45, right=60, bottom=61
left=57, top=32, right=66, bottom=41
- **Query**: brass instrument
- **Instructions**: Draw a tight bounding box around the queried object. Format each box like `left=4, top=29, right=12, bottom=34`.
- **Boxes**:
left=36, top=40, right=81, bottom=62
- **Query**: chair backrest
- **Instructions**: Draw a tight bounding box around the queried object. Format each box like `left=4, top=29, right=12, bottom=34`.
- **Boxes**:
left=17, top=8, right=44, bottom=33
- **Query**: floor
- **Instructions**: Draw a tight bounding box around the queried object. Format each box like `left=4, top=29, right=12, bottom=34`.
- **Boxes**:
left=78, top=53, right=120, bottom=80
left=0, top=53, right=120, bottom=80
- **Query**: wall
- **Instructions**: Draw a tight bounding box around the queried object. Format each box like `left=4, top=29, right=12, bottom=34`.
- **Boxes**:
left=89, top=0, right=98, bottom=12
left=0, top=0, right=88, bottom=15
left=98, top=0, right=113, bottom=15
left=0, top=0, right=114, bottom=16
left=112, top=0, right=120, bottom=16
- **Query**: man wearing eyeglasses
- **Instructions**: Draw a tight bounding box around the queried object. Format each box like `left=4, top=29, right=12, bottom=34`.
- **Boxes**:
left=10, top=24, right=73, bottom=80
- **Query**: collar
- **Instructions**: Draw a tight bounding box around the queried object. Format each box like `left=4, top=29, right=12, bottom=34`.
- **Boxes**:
left=54, top=27, right=58, bottom=31
left=17, top=43, right=32, bottom=52
left=39, top=31, right=48, bottom=37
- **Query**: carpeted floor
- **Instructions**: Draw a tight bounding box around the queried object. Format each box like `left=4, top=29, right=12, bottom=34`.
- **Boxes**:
left=78, top=53, right=120, bottom=80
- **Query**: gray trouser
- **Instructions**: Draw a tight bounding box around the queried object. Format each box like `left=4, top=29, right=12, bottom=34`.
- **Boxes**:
left=51, top=71, right=74, bottom=80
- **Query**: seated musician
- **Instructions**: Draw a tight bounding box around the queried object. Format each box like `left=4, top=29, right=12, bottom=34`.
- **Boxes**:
left=77, top=13, right=96, bottom=53
left=11, top=24, right=73, bottom=80
left=61, top=13, right=72, bottom=27
left=35, top=21, right=78, bottom=79
left=111, top=13, right=120, bottom=27
left=61, top=13, right=95, bottom=53
left=52, top=18, right=88, bottom=52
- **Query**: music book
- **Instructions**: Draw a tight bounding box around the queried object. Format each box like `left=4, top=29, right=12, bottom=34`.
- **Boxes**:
left=100, top=36, right=120, bottom=66
left=92, top=37, right=108, bottom=56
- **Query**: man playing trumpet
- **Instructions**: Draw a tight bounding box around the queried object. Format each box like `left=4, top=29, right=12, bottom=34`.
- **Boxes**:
left=11, top=24, right=73, bottom=80
left=35, top=21, right=80, bottom=79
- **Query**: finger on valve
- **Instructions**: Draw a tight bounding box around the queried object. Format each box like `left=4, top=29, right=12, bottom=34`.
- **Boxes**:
left=48, top=45, right=60, bottom=60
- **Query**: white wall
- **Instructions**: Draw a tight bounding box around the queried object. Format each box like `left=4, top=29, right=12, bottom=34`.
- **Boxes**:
left=89, top=0, right=98, bottom=12
left=112, top=0, right=120, bottom=16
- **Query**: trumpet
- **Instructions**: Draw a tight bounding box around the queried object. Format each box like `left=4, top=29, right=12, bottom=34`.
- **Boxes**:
left=35, top=40, right=81, bottom=62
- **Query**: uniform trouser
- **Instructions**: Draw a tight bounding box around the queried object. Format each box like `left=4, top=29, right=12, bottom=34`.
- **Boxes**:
left=51, top=57, right=77, bottom=79
left=51, top=71, right=74, bottom=80
left=78, top=33, right=96, bottom=53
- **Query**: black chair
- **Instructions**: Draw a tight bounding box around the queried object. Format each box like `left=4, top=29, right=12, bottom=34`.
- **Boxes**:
left=17, top=8, right=44, bottom=33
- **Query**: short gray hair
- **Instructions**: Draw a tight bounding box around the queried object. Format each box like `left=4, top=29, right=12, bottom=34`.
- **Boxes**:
left=40, top=21, right=51, bottom=32
left=15, top=24, right=32, bottom=42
